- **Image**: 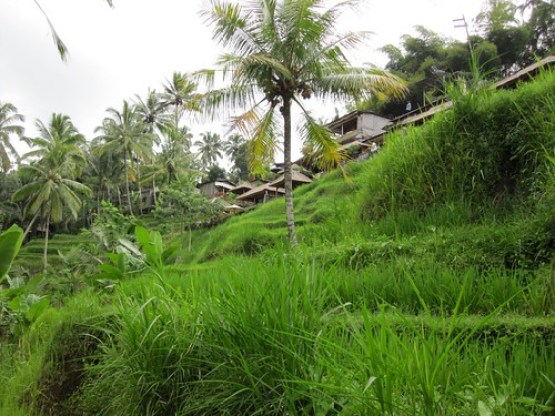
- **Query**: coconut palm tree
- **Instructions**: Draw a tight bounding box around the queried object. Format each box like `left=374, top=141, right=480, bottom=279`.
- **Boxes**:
left=24, top=113, right=87, bottom=176
left=134, top=89, right=172, bottom=135
left=134, top=89, right=174, bottom=205
left=95, top=101, right=155, bottom=215
left=223, top=133, right=245, bottom=162
left=160, top=72, right=200, bottom=130
left=199, top=0, right=406, bottom=244
left=194, top=131, right=224, bottom=169
left=12, top=114, right=91, bottom=270
left=158, top=125, right=195, bottom=184
left=86, top=144, right=124, bottom=213
left=0, top=101, right=25, bottom=173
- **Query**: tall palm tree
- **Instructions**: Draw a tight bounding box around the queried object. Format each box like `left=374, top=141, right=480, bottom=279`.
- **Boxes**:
left=159, top=125, right=195, bottom=184
left=134, top=89, right=172, bottom=135
left=223, top=133, right=245, bottom=163
left=24, top=114, right=87, bottom=176
left=160, top=72, right=200, bottom=130
left=199, top=0, right=406, bottom=244
left=95, top=101, right=154, bottom=215
left=134, top=89, right=174, bottom=206
left=0, top=101, right=25, bottom=173
left=12, top=113, right=91, bottom=269
left=194, top=131, right=224, bottom=169
left=86, top=143, right=124, bottom=213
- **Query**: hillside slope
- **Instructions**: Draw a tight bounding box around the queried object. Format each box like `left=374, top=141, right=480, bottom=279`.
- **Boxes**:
left=183, top=70, right=555, bottom=270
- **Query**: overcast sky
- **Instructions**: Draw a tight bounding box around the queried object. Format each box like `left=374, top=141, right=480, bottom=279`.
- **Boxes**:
left=1, top=0, right=485, bottom=159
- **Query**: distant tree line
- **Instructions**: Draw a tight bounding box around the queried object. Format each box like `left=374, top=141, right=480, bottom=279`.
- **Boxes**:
left=0, top=71, right=255, bottom=259
left=359, top=0, right=555, bottom=117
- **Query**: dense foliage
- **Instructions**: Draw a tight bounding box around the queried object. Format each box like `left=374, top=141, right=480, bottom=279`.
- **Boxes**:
left=363, top=0, right=555, bottom=117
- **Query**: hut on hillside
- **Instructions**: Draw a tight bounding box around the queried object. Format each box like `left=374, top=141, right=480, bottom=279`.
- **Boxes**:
left=268, top=171, right=312, bottom=189
left=236, top=183, right=285, bottom=204
left=197, top=179, right=236, bottom=199
left=229, top=182, right=254, bottom=196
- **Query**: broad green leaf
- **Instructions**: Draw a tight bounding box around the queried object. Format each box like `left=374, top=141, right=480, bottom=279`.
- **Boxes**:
left=161, top=244, right=178, bottom=264
left=8, top=295, right=24, bottom=314
left=118, top=237, right=143, bottom=258
left=0, top=224, right=23, bottom=282
left=135, top=226, right=164, bottom=268
left=96, top=264, right=125, bottom=280
left=26, top=296, right=50, bottom=323
left=25, top=275, right=45, bottom=293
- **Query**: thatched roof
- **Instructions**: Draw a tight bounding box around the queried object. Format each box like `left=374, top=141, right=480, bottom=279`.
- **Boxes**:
left=196, top=179, right=236, bottom=190
left=269, top=171, right=312, bottom=188
left=236, top=183, right=285, bottom=202
left=230, top=182, right=254, bottom=194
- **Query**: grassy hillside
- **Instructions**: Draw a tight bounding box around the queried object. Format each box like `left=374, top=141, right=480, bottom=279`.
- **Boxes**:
left=181, top=70, right=555, bottom=270
left=1, top=72, right=554, bottom=415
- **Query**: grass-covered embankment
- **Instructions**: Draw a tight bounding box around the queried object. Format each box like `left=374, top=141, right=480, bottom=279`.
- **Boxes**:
left=181, top=70, right=555, bottom=270
left=2, top=256, right=554, bottom=415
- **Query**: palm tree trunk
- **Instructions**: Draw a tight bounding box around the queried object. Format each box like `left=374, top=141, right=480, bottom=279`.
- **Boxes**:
left=43, top=214, right=50, bottom=271
left=124, top=155, right=134, bottom=216
left=282, top=96, right=297, bottom=246
left=137, top=165, right=143, bottom=215
left=152, top=177, right=157, bottom=206
left=23, top=212, right=40, bottom=242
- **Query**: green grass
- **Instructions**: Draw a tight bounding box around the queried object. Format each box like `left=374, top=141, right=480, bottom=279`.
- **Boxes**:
left=63, top=257, right=555, bottom=414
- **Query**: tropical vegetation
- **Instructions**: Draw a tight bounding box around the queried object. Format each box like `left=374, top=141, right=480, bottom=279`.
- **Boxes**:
left=1, top=0, right=554, bottom=415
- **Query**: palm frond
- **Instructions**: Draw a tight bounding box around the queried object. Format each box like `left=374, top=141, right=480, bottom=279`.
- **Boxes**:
left=247, top=105, right=278, bottom=174
left=316, top=67, right=407, bottom=101
left=33, top=0, right=69, bottom=61
left=232, top=52, right=293, bottom=82
left=57, top=184, right=82, bottom=219
left=11, top=182, right=42, bottom=202
left=27, top=180, right=52, bottom=217
left=0, top=145, right=10, bottom=172
left=229, top=100, right=266, bottom=138
left=0, top=124, right=25, bottom=137
left=197, top=84, right=258, bottom=120
left=50, top=190, right=63, bottom=223
left=61, top=179, right=93, bottom=197
left=319, top=0, right=362, bottom=33
left=204, top=0, right=257, bottom=54
left=296, top=99, right=346, bottom=172
left=301, top=30, right=371, bottom=74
